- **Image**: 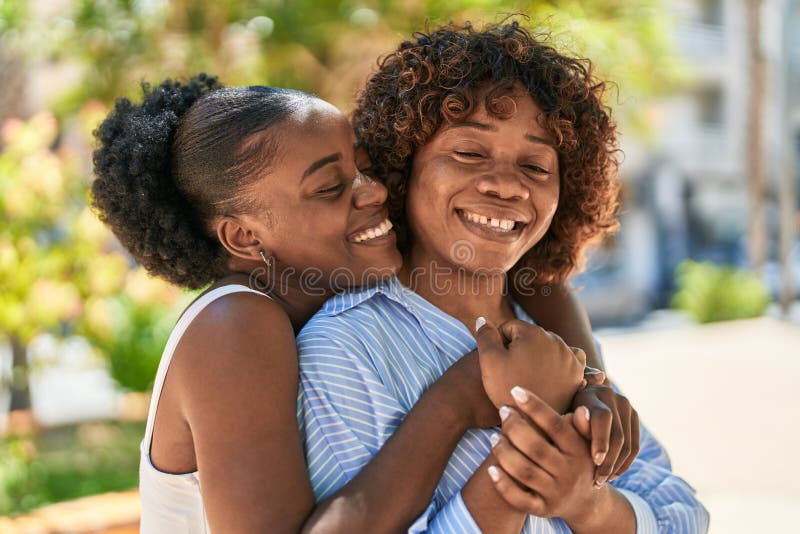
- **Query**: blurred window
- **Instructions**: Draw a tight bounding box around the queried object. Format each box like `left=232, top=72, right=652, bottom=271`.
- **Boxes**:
left=696, top=85, right=724, bottom=128
left=699, top=0, right=724, bottom=26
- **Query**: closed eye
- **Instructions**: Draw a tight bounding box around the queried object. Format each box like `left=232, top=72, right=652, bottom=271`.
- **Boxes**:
left=316, top=183, right=345, bottom=195
left=522, top=164, right=551, bottom=175
left=454, top=151, right=485, bottom=159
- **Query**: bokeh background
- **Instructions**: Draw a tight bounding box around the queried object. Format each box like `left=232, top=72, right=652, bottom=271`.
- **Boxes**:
left=0, top=0, right=798, bottom=532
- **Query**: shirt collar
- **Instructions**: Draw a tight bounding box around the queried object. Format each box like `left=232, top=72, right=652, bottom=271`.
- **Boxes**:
left=320, top=277, right=407, bottom=316
left=320, top=276, right=535, bottom=359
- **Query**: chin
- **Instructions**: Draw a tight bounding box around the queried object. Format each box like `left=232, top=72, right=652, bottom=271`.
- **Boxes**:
left=458, top=256, right=515, bottom=278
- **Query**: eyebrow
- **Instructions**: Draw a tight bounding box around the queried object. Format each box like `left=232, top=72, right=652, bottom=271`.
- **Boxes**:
left=446, top=121, right=554, bottom=147
left=301, top=152, right=341, bottom=181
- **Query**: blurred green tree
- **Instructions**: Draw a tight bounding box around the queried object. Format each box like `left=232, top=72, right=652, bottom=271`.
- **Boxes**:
left=3, top=0, right=682, bottom=119
left=0, top=108, right=185, bottom=410
left=0, top=110, right=120, bottom=408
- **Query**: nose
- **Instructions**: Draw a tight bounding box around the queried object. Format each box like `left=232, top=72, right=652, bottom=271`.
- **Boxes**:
left=475, top=171, right=530, bottom=201
left=352, top=170, right=388, bottom=209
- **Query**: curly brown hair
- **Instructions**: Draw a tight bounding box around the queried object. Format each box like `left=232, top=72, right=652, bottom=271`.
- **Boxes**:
left=352, top=21, right=621, bottom=284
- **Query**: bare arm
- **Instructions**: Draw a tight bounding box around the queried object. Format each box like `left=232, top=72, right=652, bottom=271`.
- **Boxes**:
left=461, top=457, right=527, bottom=533
left=176, top=293, right=314, bottom=533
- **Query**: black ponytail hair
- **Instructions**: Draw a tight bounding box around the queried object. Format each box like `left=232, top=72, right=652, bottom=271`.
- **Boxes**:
left=92, top=74, right=313, bottom=289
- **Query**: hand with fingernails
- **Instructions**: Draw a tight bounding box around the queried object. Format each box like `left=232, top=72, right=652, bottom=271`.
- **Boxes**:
left=474, top=316, right=586, bottom=415
left=475, top=315, right=639, bottom=487
left=570, top=381, right=640, bottom=487
left=487, top=386, right=637, bottom=532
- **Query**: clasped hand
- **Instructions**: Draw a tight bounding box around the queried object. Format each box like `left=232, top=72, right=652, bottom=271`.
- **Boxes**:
left=474, top=318, right=639, bottom=492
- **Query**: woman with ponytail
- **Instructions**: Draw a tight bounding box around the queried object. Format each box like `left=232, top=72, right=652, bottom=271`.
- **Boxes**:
left=93, top=73, right=594, bottom=532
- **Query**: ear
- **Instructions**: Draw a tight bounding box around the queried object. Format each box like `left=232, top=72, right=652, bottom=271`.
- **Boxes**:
left=215, top=215, right=268, bottom=263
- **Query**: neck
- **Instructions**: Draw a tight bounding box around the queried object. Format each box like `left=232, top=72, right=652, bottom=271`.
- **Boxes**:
left=398, top=246, right=516, bottom=332
left=221, top=266, right=331, bottom=333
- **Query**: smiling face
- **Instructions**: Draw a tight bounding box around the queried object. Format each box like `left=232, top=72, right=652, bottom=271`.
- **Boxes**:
left=233, top=98, right=402, bottom=287
left=405, top=86, right=560, bottom=275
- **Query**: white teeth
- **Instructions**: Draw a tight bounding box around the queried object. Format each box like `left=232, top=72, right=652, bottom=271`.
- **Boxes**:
left=352, top=218, right=393, bottom=243
left=460, top=210, right=518, bottom=233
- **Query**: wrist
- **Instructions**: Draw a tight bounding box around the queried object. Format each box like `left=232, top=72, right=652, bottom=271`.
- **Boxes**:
left=425, top=373, right=474, bottom=431
left=563, top=485, right=612, bottom=532
left=435, top=351, right=492, bottom=429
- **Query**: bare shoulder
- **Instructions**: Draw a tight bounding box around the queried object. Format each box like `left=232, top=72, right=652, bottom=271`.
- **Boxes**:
left=164, top=291, right=314, bottom=531
left=171, top=290, right=298, bottom=405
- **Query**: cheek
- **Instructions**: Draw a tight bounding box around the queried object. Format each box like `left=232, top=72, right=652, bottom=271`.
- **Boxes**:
left=407, top=184, right=450, bottom=248
left=544, top=190, right=559, bottom=219
left=540, top=177, right=560, bottom=218
left=271, top=203, right=347, bottom=257
left=408, top=158, right=457, bottom=213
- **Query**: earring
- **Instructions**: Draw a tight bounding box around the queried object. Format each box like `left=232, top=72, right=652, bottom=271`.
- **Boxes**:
left=259, top=250, right=273, bottom=269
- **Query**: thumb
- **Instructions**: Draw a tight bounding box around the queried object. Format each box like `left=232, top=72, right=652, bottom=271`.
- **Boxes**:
left=497, top=319, right=544, bottom=347
left=571, top=346, right=588, bottom=368
left=572, top=406, right=592, bottom=440
left=584, top=367, right=606, bottom=387
left=475, top=316, right=506, bottom=357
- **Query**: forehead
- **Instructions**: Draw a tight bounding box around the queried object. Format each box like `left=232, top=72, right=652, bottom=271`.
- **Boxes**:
left=289, top=98, right=352, bottom=133
left=272, top=99, right=355, bottom=156
left=471, top=84, right=543, bottom=123
left=437, top=86, right=553, bottom=145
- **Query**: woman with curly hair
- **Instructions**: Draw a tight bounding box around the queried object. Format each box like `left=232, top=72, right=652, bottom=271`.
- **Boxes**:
left=296, top=21, right=709, bottom=532
left=92, top=73, right=604, bottom=532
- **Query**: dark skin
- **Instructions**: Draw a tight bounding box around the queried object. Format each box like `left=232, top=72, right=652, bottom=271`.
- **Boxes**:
left=489, top=388, right=637, bottom=534
left=398, top=86, right=637, bottom=532
left=513, top=285, right=640, bottom=485
left=147, top=97, right=619, bottom=533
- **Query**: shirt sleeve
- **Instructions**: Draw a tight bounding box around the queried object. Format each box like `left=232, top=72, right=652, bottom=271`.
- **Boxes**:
left=609, top=419, right=710, bottom=533
left=297, top=327, right=483, bottom=533
left=593, top=340, right=709, bottom=532
left=408, top=492, right=482, bottom=534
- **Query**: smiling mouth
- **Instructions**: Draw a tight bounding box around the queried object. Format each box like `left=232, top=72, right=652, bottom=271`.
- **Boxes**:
left=349, top=218, right=394, bottom=243
left=456, top=209, right=527, bottom=235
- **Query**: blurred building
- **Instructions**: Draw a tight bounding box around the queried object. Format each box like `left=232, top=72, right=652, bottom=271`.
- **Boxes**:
left=578, top=0, right=800, bottom=325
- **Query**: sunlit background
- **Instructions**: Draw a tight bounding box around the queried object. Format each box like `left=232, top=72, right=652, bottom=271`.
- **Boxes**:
left=1, top=0, right=798, bottom=532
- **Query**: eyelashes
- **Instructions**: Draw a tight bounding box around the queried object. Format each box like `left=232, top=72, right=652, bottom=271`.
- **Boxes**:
left=454, top=151, right=485, bottom=159
left=315, top=167, right=373, bottom=197
left=317, top=183, right=345, bottom=195
left=521, top=164, right=551, bottom=174
left=453, top=151, right=552, bottom=177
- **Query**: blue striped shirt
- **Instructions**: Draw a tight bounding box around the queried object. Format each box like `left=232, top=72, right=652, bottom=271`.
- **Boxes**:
left=296, top=277, right=709, bottom=533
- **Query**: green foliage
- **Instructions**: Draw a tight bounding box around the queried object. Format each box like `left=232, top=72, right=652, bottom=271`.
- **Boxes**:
left=0, top=112, right=107, bottom=345
left=671, top=260, right=772, bottom=323
left=0, top=421, right=144, bottom=516
left=1, top=0, right=683, bottom=120
left=0, top=0, right=26, bottom=33
left=96, top=296, right=177, bottom=392
left=81, top=276, right=192, bottom=392
left=0, top=108, right=186, bottom=393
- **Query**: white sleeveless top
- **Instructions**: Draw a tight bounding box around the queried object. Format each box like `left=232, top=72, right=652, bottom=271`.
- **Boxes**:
left=139, top=284, right=270, bottom=534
